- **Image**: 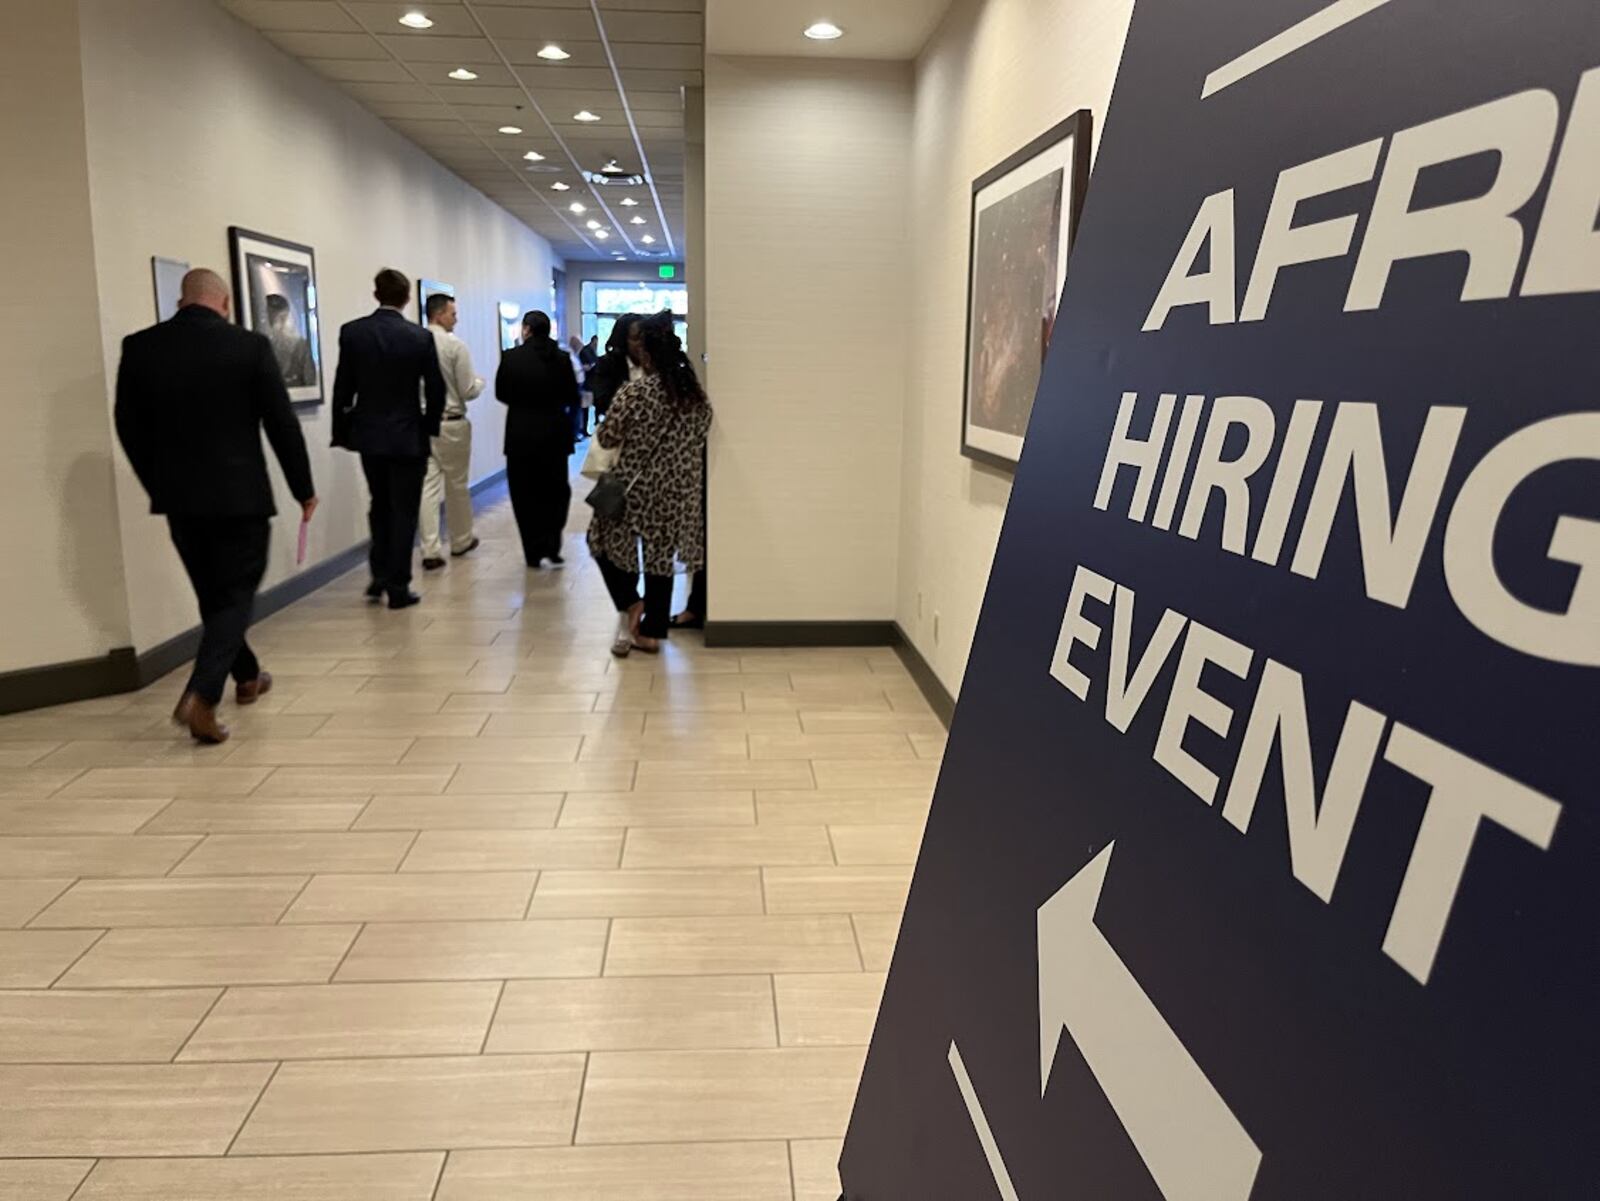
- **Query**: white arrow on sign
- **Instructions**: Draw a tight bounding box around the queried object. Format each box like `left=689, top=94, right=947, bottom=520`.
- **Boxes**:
left=1038, top=842, right=1262, bottom=1201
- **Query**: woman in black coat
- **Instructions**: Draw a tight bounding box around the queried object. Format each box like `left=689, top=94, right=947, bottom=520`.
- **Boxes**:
left=586, top=314, right=642, bottom=420
left=496, top=311, right=581, bottom=568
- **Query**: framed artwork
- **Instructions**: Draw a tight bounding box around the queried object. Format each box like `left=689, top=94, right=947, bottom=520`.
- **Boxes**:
left=228, top=227, right=324, bottom=406
left=961, top=109, right=1093, bottom=471
left=418, top=279, right=455, bottom=326
left=151, top=256, right=189, bottom=322
left=499, top=301, right=522, bottom=356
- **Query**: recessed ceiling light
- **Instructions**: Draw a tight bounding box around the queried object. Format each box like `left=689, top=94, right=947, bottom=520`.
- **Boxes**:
left=614, top=255, right=627, bottom=261
left=641, top=235, right=657, bottom=245
left=498, top=125, right=523, bottom=135
left=586, top=220, right=602, bottom=230
left=537, top=44, right=571, bottom=61
left=573, top=110, right=601, bottom=123
left=551, top=181, right=570, bottom=191
left=595, top=230, right=611, bottom=240
left=447, top=68, right=478, bottom=81
left=629, top=216, right=646, bottom=226
left=522, top=150, right=545, bottom=162
left=804, top=21, right=844, bottom=40
left=619, top=197, right=638, bottom=207
left=398, top=11, right=433, bottom=29
left=569, top=202, right=587, bottom=214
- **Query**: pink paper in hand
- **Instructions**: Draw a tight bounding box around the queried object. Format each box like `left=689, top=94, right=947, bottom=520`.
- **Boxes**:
left=297, top=519, right=309, bottom=566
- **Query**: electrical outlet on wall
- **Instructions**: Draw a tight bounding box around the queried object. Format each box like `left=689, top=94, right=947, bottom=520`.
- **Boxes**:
left=933, top=612, right=941, bottom=644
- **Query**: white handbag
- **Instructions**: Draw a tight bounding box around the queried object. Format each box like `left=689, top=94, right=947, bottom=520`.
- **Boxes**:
left=580, top=437, right=617, bottom=480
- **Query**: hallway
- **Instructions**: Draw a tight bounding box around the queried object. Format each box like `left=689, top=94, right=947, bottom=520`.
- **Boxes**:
left=0, top=493, right=939, bottom=1199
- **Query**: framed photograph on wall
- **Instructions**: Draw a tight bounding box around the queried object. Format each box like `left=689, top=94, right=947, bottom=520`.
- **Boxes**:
left=228, top=227, right=324, bottom=407
left=499, top=301, right=522, bottom=356
left=151, top=256, right=189, bottom=322
left=961, top=109, right=1093, bottom=471
left=418, top=279, right=455, bottom=326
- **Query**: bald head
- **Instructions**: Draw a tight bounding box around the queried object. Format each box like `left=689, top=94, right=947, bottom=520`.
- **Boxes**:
left=179, top=269, right=231, bottom=318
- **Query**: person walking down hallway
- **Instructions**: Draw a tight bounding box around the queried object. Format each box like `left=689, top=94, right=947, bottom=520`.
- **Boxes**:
left=332, top=269, right=446, bottom=609
left=420, top=292, right=485, bottom=572
left=498, top=311, right=581, bottom=568
left=586, top=314, right=641, bottom=427
left=589, top=313, right=712, bottom=657
left=115, top=268, right=317, bottom=744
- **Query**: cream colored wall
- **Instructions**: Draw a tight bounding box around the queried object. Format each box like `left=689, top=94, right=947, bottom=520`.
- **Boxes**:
left=704, top=55, right=912, bottom=621
left=78, top=0, right=558, bottom=652
left=897, top=0, right=1133, bottom=693
left=0, top=1, right=131, bottom=673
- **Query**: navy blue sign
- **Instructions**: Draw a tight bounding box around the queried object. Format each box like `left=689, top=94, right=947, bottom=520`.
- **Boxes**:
left=841, top=2, right=1599, bottom=1197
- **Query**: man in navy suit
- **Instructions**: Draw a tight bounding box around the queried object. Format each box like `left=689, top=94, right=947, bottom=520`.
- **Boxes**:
left=115, top=268, right=317, bottom=744
left=332, top=269, right=446, bottom=609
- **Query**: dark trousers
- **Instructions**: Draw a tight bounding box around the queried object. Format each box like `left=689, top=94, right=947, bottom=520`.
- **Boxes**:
left=167, top=516, right=269, bottom=705
left=507, top=450, right=571, bottom=565
left=597, top=554, right=673, bottom=639
left=685, top=568, right=707, bottom=619
left=362, top=453, right=427, bottom=597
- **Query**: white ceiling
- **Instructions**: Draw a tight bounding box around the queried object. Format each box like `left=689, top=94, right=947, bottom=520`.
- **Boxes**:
left=217, top=0, right=702, bottom=262
left=706, top=0, right=951, bottom=60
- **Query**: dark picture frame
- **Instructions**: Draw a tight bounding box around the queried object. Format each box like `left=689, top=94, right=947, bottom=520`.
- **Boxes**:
left=418, top=279, right=455, bottom=326
left=228, top=227, right=324, bottom=407
left=960, top=109, right=1093, bottom=472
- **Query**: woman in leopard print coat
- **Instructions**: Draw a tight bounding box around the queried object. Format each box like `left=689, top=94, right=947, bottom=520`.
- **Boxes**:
left=588, top=315, right=712, bottom=655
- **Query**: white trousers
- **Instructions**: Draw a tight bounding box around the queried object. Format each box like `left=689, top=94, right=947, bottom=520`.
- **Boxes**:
left=420, top=418, right=475, bottom=559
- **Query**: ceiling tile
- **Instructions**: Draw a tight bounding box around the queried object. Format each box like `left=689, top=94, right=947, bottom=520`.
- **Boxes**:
left=602, top=12, right=701, bottom=43
left=306, top=57, right=415, bottom=82
left=610, top=42, right=702, bottom=70
left=225, top=0, right=695, bottom=257
left=220, top=0, right=359, bottom=33
left=345, top=3, right=483, bottom=37
left=474, top=9, right=600, bottom=40
left=376, top=33, right=497, bottom=62
left=265, top=29, right=389, bottom=58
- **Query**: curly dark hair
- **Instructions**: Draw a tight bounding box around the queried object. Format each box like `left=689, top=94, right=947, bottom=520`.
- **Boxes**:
left=637, top=312, right=705, bottom=409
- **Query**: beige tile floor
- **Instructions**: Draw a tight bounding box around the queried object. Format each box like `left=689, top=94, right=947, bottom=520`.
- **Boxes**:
left=0, top=488, right=933, bottom=1199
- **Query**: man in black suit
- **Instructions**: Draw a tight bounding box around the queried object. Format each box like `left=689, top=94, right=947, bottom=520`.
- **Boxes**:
left=115, top=268, right=317, bottom=745
left=332, top=269, right=446, bottom=609
left=498, top=311, right=581, bottom=568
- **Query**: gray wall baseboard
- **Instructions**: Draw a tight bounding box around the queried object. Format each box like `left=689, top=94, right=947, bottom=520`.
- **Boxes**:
left=704, top=621, right=900, bottom=649
left=3, top=470, right=514, bottom=717
left=133, top=536, right=375, bottom=690
left=891, top=624, right=955, bottom=729
left=701, top=619, right=955, bottom=729
left=0, top=649, right=141, bottom=717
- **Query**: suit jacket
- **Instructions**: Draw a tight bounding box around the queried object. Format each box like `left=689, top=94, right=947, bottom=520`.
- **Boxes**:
left=331, top=308, right=446, bottom=458
left=496, top=338, right=581, bottom=458
left=114, top=305, right=314, bottom=517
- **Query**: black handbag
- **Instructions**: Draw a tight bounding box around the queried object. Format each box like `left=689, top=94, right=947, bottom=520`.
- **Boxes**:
left=585, top=400, right=676, bottom=521
left=585, top=469, right=629, bottom=520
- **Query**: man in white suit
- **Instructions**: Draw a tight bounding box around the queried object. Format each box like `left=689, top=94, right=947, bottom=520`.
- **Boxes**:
left=419, top=293, right=485, bottom=570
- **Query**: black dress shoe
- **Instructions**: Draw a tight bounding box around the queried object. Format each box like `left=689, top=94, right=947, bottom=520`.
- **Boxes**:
left=422, top=557, right=446, bottom=572
left=547, top=553, right=565, bottom=567
left=388, top=591, right=422, bottom=610
left=365, top=582, right=385, bottom=603
left=451, top=537, right=481, bottom=558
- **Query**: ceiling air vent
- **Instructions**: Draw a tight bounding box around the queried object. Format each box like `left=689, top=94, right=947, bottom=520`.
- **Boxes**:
left=585, top=159, right=648, bottom=187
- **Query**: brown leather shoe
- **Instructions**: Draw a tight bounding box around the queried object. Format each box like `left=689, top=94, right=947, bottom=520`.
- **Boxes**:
left=236, top=672, right=273, bottom=706
left=173, top=693, right=230, bottom=745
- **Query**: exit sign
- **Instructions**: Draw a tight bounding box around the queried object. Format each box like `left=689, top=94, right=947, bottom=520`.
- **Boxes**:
left=658, top=265, right=677, bottom=279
